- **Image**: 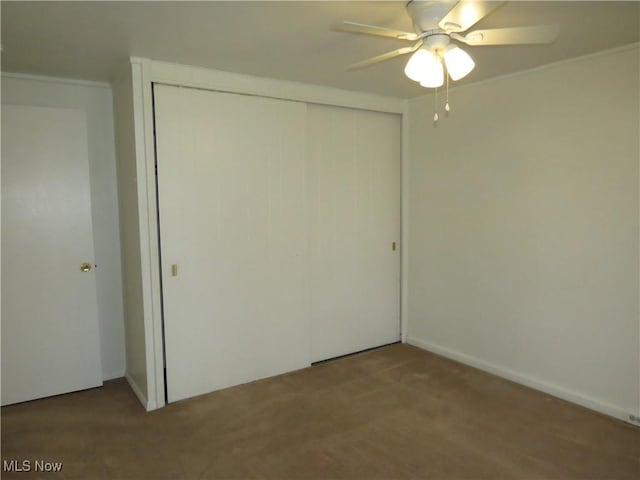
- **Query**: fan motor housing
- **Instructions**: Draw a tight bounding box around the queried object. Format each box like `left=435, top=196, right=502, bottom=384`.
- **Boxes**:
left=407, top=0, right=458, bottom=32
left=424, top=33, right=451, bottom=51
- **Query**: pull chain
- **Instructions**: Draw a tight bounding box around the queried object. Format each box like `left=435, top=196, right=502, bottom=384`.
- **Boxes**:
left=433, top=86, right=439, bottom=123
left=445, top=66, right=451, bottom=113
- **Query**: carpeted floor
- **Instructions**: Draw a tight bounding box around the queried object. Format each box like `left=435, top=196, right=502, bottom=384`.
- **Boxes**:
left=1, top=343, right=639, bottom=479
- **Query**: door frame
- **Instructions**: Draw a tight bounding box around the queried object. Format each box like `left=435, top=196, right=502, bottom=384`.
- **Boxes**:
left=126, top=56, right=410, bottom=410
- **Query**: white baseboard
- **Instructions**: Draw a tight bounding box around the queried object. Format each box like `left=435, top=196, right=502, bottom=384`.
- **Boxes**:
left=102, top=370, right=126, bottom=381
left=125, top=373, right=157, bottom=411
left=406, top=336, right=635, bottom=425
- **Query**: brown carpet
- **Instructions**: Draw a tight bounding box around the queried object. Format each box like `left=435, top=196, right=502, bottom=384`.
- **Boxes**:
left=1, top=344, right=639, bottom=479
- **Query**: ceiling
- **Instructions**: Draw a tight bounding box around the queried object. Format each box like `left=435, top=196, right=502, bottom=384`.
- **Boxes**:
left=2, top=1, right=638, bottom=99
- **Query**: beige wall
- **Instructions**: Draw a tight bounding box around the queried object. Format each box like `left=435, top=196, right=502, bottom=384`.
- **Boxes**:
left=1, top=74, right=126, bottom=381
left=407, top=45, right=640, bottom=420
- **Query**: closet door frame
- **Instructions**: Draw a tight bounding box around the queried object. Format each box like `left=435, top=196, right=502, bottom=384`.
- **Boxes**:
left=125, top=56, right=408, bottom=411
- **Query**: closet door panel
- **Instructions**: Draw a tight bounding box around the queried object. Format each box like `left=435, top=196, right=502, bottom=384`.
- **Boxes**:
left=154, top=85, right=309, bottom=403
left=308, top=105, right=401, bottom=362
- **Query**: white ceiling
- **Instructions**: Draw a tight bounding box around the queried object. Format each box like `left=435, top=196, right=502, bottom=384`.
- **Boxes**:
left=2, top=1, right=638, bottom=99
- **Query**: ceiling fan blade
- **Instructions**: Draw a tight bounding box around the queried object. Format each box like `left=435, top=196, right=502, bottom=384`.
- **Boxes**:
left=333, top=21, right=419, bottom=41
left=439, top=1, right=506, bottom=33
left=348, top=43, right=422, bottom=70
left=454, top=25, right=560, bottom=45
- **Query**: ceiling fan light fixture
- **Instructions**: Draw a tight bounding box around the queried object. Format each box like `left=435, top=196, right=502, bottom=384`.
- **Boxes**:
left=404, top=48, right=444, bottom=87
left=418, top=61, right=444, bottom=88
left=443, top=46, right=475, bottom=81
left=337, top=1, right=559, bottom=94
left=404, top=49, right=431, bottom=81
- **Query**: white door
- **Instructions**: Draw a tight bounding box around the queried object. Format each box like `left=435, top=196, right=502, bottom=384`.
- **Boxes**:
left=154, top=85, right=310, bottom=403
left=1, top=104, right=103, bottom=405
left=308, top=105, right=401, bottom=362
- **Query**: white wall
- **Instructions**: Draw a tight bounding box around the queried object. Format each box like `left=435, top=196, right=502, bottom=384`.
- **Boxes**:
left=111, top=64, right=152, bottom=408
left=407, top=44, right=640, bottom=421
left=1, top=73, right=126, bottom=381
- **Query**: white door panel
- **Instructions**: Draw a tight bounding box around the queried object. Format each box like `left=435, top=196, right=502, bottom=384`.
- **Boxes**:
left=1, top=104, right=103, bottom=405
left=308, top=105, right=401, bottom=362
left=154, top=85, right=310, bottom=403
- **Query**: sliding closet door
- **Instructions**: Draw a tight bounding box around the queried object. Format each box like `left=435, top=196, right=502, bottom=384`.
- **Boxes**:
left=308, top=105, right=401, bottom=362
left=154, top=85, right=310, bottom=403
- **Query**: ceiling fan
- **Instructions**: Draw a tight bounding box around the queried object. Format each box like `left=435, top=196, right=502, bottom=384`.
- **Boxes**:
left=334, top=0, right=559, bottom=89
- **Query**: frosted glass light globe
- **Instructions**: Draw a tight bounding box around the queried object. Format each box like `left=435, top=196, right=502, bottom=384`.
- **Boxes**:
left=404, top=48, right=444, bottom=88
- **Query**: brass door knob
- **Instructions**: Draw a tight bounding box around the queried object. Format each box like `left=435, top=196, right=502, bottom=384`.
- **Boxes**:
left=80, top=262, right=92, bottom=272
